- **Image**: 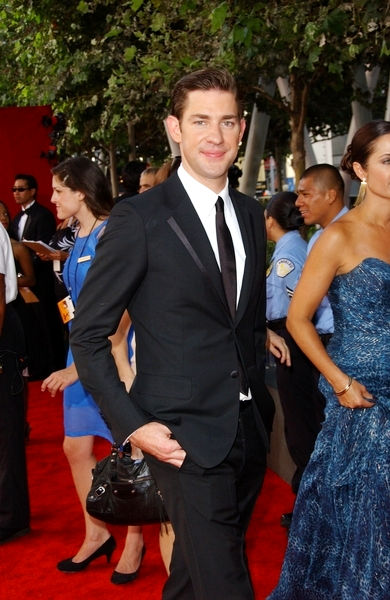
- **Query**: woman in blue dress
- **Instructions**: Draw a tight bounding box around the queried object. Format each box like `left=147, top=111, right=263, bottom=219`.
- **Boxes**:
left=41, top=157, right=145, bottom=584
left=268, top=121, right=390, bottom=599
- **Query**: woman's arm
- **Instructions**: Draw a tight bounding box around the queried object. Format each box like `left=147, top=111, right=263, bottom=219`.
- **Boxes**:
left=287, top=226, right=374, bottom=409
left=11, top=240, right=36, bottom=287
left=109, top=310, right=136, bottom=393
left=42, top=311, right=136, bottom=398
left=41, top=363, right=79, bottom=396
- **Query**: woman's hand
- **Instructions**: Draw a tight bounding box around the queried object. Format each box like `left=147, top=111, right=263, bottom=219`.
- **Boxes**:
left=41, top=363, right=78, bottom=397
left=335, top=378, right=375, bottom=409
left=266, top=328, right=291, bottom=366
left=36, top=249, right=69, bottom=261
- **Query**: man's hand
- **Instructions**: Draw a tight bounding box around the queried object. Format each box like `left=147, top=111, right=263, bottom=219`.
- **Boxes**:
left=130, top=422, right=186, bottom=468
left=266, top=328, right=291, bottom=366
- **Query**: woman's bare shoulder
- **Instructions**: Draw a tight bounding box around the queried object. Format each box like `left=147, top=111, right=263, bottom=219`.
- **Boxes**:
left=313, top=218, right=351, bottom=252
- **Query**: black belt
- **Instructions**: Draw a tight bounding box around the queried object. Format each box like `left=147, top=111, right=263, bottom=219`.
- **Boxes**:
left=239, top=400, right=252, bottom=411
left=267, top=317, right=286, bottom=331
left=319, top=333, right=332, bottom=347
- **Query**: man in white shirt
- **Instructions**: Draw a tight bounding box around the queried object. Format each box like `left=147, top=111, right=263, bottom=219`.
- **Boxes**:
left=0, top=223, right=30, bottom=544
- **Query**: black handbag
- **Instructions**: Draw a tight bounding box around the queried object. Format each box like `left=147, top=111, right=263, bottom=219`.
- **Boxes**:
left=86, top=445, right=169, bottom=526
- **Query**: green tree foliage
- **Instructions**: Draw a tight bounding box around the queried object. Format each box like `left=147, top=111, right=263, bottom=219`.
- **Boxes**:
left=0, top=0, right=223, bottom=162
left=211, top=0, right=389, bottom=178
left=1, top=0, right=389, bottom=180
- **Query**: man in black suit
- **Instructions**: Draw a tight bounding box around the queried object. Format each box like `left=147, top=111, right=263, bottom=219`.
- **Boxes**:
left=11, top=174, right=64, bottom=374
left=10, top=174, right=56, bottom=244
left=71, top=68, right=284, bottom=599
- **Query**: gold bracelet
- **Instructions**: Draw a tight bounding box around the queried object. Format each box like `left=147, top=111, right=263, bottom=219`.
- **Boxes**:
left=334, top=375, right=353, bottom=396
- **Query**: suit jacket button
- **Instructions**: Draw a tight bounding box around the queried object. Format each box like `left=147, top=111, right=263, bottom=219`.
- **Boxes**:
left=230, top=370, right=239, bottom=378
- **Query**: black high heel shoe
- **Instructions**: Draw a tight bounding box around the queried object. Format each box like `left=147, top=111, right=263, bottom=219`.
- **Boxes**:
left=57, top=535, right=116, bottom=573
left=110, top=546, right=146, bottom=585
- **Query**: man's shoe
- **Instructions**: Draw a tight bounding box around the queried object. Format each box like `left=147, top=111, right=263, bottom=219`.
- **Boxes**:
left=280, top=512, right=293, bottom=529
left=0, top=527, right=30, bottom=545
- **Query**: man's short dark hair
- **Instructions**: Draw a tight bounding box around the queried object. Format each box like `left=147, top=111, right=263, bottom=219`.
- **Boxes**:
left=14, top=174, right=38, bottom=196
left=171, top=67, right=243, bottom=121
left=300, top=164, right=344, bottom=197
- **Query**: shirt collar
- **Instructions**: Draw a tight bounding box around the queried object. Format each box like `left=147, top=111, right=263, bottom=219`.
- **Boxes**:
left=331, top=205, right=348, bottom=224
left=178, top=165, right=230, bottom=219
left=22, top=200, right=35, bottom=212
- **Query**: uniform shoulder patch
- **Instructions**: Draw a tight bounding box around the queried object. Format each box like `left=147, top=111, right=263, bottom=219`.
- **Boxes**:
left=276, top=259, right=295, bottom=278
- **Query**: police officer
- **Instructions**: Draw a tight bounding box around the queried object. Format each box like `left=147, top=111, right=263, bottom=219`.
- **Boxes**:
left=265, top=192, right=317, bottom=525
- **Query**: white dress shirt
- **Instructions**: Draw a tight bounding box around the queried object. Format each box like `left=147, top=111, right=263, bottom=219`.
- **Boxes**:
left=178, top=166, right=250, bottom=400
left=17, top=200, right=36, bottom=241
left=177, top=165, right=246, bottom=306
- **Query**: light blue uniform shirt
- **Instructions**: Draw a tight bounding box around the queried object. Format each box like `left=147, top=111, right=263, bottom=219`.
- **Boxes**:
left=266, top=230, right=307, bottom=321
left=308, top=206, right=349, bottom=334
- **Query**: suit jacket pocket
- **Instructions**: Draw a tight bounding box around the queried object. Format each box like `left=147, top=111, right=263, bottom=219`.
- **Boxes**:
left=132, top=373, right=192, bottom=399
left=130, top=373, right=192, bottom=423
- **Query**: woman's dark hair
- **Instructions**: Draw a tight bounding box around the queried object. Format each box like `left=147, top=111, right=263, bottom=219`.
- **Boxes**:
left=121, top=160, right=145, bottom=196
left=340, top=120, right=390, bottom=179
left=266, top=192, right=303, bottom=231
left=52, top=157, right=113, bottom=218
left=0, top=201, right=10, bottom=219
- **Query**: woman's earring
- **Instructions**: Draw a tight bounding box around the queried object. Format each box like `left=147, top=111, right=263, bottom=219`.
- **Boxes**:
left=355, top=177, right=366, bottom=206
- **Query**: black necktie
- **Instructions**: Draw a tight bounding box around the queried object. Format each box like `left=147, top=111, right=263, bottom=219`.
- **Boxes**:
left=215, top=197, right=249, bottom=396
left=215, top=196, right=236, bottom=319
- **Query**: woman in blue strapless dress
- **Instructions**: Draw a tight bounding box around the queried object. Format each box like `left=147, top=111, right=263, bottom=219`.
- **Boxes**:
left=41, top=157, right=145, bottom=583
left=268, top=121, right=390, bottom=600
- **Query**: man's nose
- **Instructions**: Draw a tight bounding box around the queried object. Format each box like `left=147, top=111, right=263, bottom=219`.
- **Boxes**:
left=206, top=123, right=223, bottom=143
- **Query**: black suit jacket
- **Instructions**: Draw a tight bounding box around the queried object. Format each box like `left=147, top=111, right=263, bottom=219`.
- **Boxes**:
left=10, top=202, right=56, bottom=243
left=71, top=173, right=274, bottom=468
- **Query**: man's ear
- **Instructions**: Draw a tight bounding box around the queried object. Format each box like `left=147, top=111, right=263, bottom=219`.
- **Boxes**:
left=327, top=188, right=338, bottom=205
left=165, top=115, right=182, bottom=144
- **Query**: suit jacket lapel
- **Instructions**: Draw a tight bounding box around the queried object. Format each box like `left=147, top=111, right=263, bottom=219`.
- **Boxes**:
left=230, top=188, right=256, bottom=323
left=164, top=175, right=230, bottom=316
left=22, top=214, right=32, bottom=239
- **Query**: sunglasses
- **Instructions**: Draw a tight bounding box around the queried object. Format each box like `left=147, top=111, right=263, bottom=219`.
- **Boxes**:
left=12, top=187, right=30, bottom=192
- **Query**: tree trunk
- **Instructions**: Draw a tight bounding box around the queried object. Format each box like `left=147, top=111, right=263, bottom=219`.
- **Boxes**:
left=127, top=121, right=136, bottom=160
left=239, top=80, right=275, bottom=197
left=288, top=74, right=309, bottom=183
left=277, top=75, right=309, bottom=184
left=274, top=143, right=283, bottom=192
left=385, top=71, right=390, bottom=120
left=341, top=65, right=380, bottom=205
left=109, top=142, right=118, bottom=198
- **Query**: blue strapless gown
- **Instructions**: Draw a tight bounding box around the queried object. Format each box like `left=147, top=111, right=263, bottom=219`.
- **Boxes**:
left=268, top=258, right=390, bottom=600
left=63, top=223, right=134, bottom=441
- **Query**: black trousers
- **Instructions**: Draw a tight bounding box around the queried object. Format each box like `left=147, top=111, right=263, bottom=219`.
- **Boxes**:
left=274, top=327, right=328, bottom=494
left=0, top=305, right=30, bottom=533
left=146, top=402, right=267, bottom=600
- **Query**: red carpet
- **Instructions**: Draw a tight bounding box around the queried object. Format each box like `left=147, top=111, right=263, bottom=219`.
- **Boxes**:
left=0, top=381, right=294, bottom=599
